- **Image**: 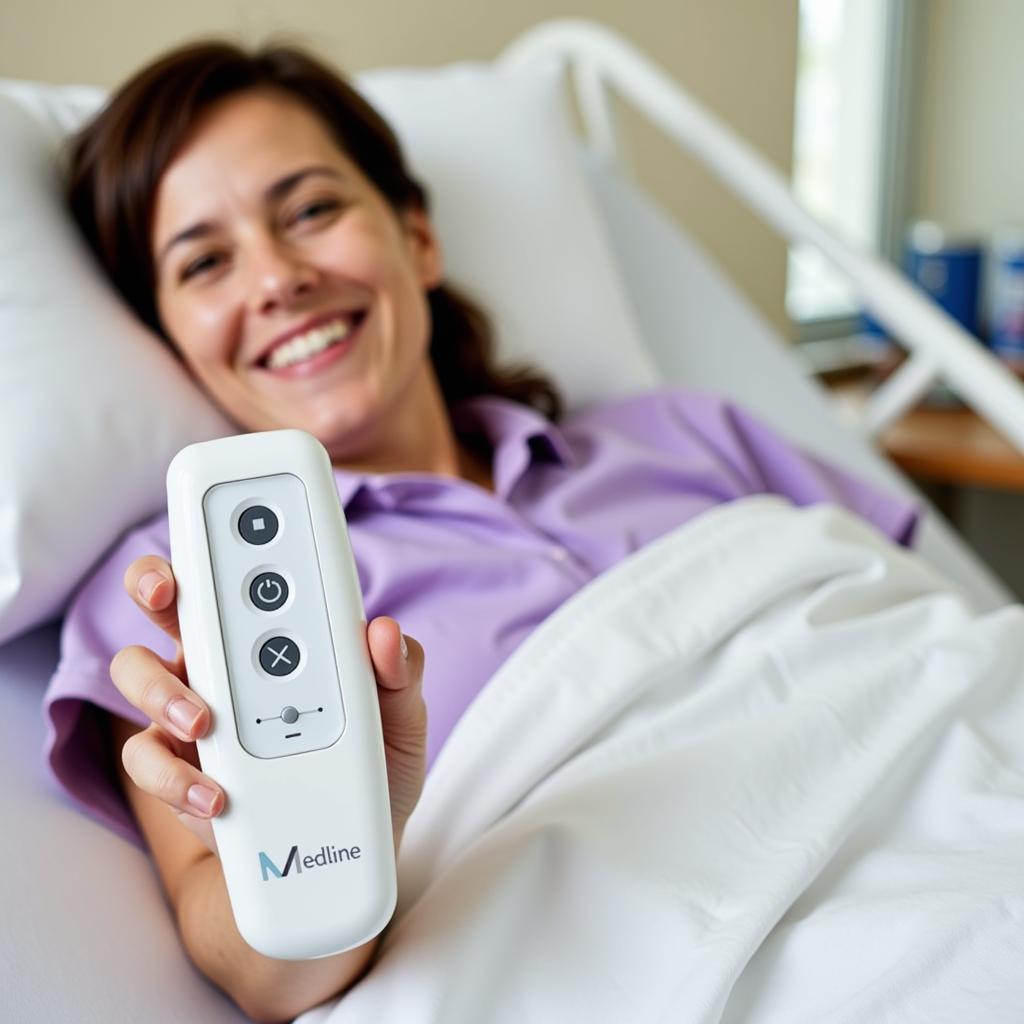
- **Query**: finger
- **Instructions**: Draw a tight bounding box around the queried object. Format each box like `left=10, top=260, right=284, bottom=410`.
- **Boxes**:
left=366, top=617, right=426, bottom=755
left=123, top=556, right=182, bottom=654
left=366, top=616, right=424, bottom=693
left=110, top=644, right=211, bottom=744
left=121, top=723, right=225, bottom=819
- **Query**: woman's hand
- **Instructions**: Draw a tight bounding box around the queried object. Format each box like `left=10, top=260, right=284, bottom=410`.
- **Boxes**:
left=110, top=555, right=428, bottom=857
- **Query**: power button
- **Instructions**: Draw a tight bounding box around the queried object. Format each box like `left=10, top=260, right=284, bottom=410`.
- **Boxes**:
left=249, top=571, right=289, bottom=612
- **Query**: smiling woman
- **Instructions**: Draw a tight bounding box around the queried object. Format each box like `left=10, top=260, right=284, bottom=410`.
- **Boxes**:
left=57, top=42, right=578, bottom=1016
left=147, top=86, right=458, bottom=474
left=64, top=42, right=561, bottom=481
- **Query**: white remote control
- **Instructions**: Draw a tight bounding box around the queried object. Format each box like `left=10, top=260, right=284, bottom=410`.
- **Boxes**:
left=166, top=428, right=396, bottom=961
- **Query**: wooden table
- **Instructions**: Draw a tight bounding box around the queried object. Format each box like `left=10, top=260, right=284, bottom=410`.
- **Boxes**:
left=827, top=373, right=1024, bottom=491
left=823, top=363, right=1024, bottom=525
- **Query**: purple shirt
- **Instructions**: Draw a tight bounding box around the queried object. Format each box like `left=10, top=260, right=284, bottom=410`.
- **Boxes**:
left=42, top=387, right=922, bottom=848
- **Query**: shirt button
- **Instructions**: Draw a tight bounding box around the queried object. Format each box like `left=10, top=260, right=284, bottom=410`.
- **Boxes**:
left=549, top=546, right=571, bottom=563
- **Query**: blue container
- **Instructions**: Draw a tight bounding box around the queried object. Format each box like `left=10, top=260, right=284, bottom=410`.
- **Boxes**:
left=990, top=228, right=1024, bottom=367
left=904, top=221, right=983, bottom=337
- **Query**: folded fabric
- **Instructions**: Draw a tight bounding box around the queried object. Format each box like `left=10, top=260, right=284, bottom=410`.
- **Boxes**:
left=298, top=494, right=1024, bottom=1023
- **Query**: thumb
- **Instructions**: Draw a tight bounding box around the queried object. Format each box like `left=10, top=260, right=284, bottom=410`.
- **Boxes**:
left=366, top=616, right=426, bottom=751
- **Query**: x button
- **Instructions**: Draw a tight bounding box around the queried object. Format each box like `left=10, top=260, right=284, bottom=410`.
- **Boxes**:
left=259, top=636, right=300, bottom=676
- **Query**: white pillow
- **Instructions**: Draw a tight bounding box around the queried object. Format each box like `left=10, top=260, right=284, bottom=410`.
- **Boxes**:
left=0, top=58, right=659, bottom=647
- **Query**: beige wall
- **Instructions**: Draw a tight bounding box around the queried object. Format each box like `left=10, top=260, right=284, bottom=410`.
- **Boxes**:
left=0, top=0, right=799, bottom=336
left=914, top=0, right=1024, bottom=234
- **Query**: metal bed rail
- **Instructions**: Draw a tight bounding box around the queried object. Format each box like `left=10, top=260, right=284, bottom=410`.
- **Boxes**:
left=499, top=18, right=1024, bottom=453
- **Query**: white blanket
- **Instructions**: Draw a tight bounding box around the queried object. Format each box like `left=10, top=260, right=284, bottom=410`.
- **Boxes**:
left=300, top=495, right=1024, bottom=1023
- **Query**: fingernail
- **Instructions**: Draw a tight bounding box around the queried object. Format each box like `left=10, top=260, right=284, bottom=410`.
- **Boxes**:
left=187, top=784, right=218, bottom=816
left=167, top=697, right=202, bottom=735
left=138, top=570, right=166, bottom=604
left=400, top=633, right=409, bottom=660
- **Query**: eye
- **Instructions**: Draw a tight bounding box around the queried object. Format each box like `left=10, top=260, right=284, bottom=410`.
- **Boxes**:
left=180, top=253, right=223, bottom=281
left=291, top=199, right=339, bottom=224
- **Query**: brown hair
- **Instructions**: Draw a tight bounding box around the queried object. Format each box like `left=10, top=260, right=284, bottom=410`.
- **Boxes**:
left=62, top=38, right=563, bottom=421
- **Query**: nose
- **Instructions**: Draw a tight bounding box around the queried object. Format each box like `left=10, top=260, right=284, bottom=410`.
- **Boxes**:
left=245, top=232, right=319, bottom=314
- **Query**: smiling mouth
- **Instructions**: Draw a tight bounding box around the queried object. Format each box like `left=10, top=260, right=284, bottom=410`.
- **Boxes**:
left=255, top=310, right=368, bottom=371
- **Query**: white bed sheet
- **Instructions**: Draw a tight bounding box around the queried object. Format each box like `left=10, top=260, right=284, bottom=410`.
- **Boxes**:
left=293, top=495, right=1024, bottom=1023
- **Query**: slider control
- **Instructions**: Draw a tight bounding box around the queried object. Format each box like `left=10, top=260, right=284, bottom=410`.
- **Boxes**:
left=256, top=706, right=325, bottom=724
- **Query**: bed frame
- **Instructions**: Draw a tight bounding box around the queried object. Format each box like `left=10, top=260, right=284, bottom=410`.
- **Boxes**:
left=501, top=19, right=1024, bottom=452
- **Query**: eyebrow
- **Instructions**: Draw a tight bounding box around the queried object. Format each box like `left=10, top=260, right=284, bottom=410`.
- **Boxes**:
left=156, top=165, right=345, bottom=270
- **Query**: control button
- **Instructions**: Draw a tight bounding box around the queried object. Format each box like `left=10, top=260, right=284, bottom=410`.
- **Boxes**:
left=239, top=505, right=279, bottom=545
left=249, top=572, right=288, bottom=611
left=259, top=636, right=300, bottom=676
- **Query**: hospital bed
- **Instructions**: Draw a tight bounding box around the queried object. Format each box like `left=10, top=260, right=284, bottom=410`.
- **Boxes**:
left=2, top=18, right=1022, bottom=1023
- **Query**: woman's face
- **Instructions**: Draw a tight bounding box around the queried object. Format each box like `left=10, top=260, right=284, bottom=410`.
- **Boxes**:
left=151, top=87, right=443, bottom=455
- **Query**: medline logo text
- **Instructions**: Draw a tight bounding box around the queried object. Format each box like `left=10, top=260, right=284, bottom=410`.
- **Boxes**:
left=259, top=844, right=362, bottom=881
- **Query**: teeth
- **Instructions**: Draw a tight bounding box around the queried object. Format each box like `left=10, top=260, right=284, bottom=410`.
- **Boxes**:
left=266, top=317, right=356, bottom=370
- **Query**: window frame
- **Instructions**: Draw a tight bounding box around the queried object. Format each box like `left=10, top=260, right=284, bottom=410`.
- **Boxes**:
left=790, top=0, right=924, bottom=346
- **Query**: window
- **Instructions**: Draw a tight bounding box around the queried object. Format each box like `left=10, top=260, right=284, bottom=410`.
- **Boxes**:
left=787, top=0, right=919, bottom=339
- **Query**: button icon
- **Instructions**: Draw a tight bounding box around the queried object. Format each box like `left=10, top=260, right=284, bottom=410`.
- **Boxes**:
left=259, top=636, right=300, bottom=676
left=249, top=572, right=288, bottom=611
left=239, top=505, right=279, bottom=545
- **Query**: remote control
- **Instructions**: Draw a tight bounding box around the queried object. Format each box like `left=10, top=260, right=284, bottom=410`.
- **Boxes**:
left=166, top=428, right=396, bottom=961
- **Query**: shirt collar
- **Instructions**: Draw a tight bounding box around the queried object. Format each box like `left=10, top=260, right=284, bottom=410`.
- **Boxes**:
left=331, top=394, right=575, bottom=507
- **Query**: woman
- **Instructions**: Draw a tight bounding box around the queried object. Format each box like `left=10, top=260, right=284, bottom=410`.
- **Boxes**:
left=46, top=38, right=922, bottom=1023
